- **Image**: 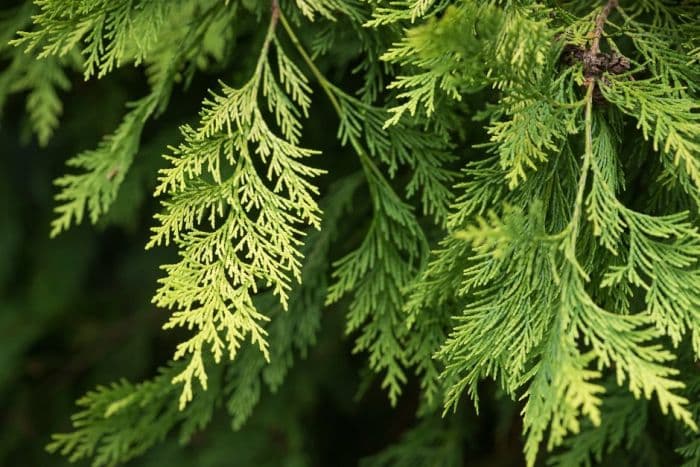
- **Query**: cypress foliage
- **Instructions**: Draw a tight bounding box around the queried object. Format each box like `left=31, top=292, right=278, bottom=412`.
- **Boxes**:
left=2, top=0, right=699, bottom=465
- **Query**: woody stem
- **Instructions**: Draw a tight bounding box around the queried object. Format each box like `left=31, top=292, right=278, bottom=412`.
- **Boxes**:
left=590, top=0, right=618, bottom=55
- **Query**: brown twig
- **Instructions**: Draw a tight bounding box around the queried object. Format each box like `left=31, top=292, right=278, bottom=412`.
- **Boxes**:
left=589, top=0, right=619, bottom=60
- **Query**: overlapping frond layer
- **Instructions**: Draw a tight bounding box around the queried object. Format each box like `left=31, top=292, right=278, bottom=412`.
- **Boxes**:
left=386, top=0, right=700, bottom=464
left=2, top=0, right=698, bottom=465
left=46, top=170, right=361, bottom=465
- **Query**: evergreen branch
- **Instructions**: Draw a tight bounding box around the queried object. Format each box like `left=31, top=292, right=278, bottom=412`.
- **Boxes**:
left=2, top=53, right=70, bottom=147
left=559, top=83, right=595, bottom=275
left=0, top=3, right=70, bottom=146
left=365, top=0, right=449, bottom=26
left=46, top=362, right=221, bottom=467
left=381, top=1, right=560, bottom=187
left=12, top=0, right=177, bottom=80
left=548, top=390, right=648, bottom=467
left=9, top=0, right=699, bottom=465
left=600, top=77, right=700, bottom=191
left=48, top=2, right=229, bottom=236
left=617, top=14, right=700, bottom=93
left=50, top=94, right=155, bottom=236
left=225, top=173, right=362, bottom=427
left=293, top=0, right=349, bottom=20
left=429, top=3, right=698, bottom=464
left=148, top=1, right=327, bottom=408
left=46, top=172, right=361, bottom=466
left=586, top=118, right=700, bottom=356
left=280, top=12, right=432, bottom=403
